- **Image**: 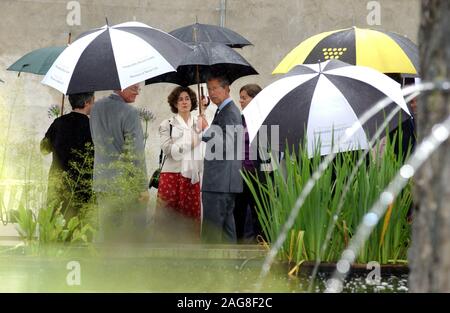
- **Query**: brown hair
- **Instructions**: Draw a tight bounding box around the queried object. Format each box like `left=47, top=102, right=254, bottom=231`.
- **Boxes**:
left=167, top=86, right=198, bottom=113
left=240, top=84, right=262, bottom=98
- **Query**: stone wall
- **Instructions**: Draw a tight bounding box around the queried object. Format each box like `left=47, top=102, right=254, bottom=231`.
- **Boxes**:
left=0, top=0, right=421, bottom=181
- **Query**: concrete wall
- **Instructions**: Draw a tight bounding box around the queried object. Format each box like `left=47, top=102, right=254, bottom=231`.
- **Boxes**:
left=0, top=0, right=421, bottom=179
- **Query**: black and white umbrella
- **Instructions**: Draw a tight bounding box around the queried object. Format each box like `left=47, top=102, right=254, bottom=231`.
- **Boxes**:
left=42, top=21, right=192, bottom=94
left=243, top=59, right=411, bottom=156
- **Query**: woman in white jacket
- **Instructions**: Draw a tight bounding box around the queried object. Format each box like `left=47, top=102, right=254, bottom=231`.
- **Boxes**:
left=156, top=86, right=203, bottom=238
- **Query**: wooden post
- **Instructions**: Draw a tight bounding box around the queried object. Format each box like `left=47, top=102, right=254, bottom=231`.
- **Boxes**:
left=409, top=0, right=450, bottom=292
left=60, top=32, right=71, bottom=117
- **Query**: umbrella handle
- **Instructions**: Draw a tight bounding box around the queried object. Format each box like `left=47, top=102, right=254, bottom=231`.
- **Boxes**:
left=196, top=63, right=202, bottom=114
left=201, top=86, right=210, bottom=107
left=60, top=94, right=65, bottom=117
left=199, top=85, right=210, bottom=116
left=197, top=86, right=202, bottom=115
left=59, top=32, right=72, bottom=117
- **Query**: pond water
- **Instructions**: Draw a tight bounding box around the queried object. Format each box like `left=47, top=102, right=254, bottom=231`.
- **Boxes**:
left=0, top=245, right=408, bottom=292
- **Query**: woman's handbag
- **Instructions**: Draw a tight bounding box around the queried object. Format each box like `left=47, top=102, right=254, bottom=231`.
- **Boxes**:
left=149, top=122, right=172, bottom=189
left=149, top=153, right=165, bottom=189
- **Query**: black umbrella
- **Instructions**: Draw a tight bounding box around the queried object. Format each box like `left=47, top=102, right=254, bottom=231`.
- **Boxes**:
left=169, top=22, right=252, bottom=48
left=145, top=42, right=257, bottom=87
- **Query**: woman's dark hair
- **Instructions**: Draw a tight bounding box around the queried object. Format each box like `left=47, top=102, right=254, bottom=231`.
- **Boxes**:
left=68, top=92, right=95, bottom=109
left=167, top=86, right=198, bottom=113
left=240, top=84, right=262, bottom=98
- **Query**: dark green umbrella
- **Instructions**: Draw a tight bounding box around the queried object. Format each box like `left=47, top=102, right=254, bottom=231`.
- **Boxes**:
left=7, top=46, right=65, bottom=76
left=7, top=34, right=71, bottom=117
left=7, top=46, right=66, bottom=116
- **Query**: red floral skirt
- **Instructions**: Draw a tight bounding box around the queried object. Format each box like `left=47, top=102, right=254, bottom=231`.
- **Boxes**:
left=157, top=172, right=201, bottom=221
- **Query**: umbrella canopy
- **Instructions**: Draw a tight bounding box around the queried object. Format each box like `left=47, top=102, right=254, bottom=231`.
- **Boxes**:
left=273, top=26, right=419, bottom=75
left=145, top=42, right=257, bottom=86
left=42, top=21, right=193, bottom=94
left=169, top=22, right=252, bottom=48
left=7, top=46, right=66, bottom=75
left=243, top=60, right=411, bottom=156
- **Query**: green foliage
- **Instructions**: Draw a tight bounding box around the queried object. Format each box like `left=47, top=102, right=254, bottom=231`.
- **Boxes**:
left=94, top=135, right=147, bottom=212
left=13, top=205, right=36, bottom=243
left=245, top=133, right=412, bottom=265
left=0, top=91, right=95, bottom=254
left=13, top=202, right=96, bottom=256
left=3, top=139, right=97, bottom=254
left=138, top=107, right=156, bottom=148
left=47, top=104, right=61, bottom=119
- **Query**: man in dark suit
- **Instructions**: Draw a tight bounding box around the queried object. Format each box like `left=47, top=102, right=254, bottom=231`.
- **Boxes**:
left=198, top=74, right=243, bottom=243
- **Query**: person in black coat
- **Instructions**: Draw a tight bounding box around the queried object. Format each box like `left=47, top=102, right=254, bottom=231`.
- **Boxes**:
left=233, top=84, right=272, bottom=243
left=41, top=92, right=95, bottom=221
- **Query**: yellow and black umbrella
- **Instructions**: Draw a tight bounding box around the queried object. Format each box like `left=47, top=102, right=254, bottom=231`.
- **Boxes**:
left=273, top=26, right=419, bottom=75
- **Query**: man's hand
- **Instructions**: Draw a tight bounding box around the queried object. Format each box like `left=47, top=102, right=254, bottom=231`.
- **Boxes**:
left=201, top=95, right=210, bottom=111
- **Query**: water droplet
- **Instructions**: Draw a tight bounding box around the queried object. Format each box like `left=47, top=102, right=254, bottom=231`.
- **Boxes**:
left=363, top=212, right=379, bottom=227
left=325, top=278, right=343, bottom=293
left=432, top=124, right=449, bottom=142
left=421, top=141, right=435, bottom=155
left=342, top=249, right=355, bottom=262
left=400, top=164, right=414, bottom=179
left=380, top=192, right=394, bottom=205
left=337, top=260, right=350, bottom=273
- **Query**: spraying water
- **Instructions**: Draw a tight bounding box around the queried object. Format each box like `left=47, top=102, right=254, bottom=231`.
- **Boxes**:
left=254, top=81, right=441, bottom=291
left=325, top=82, right=450, bottom=293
